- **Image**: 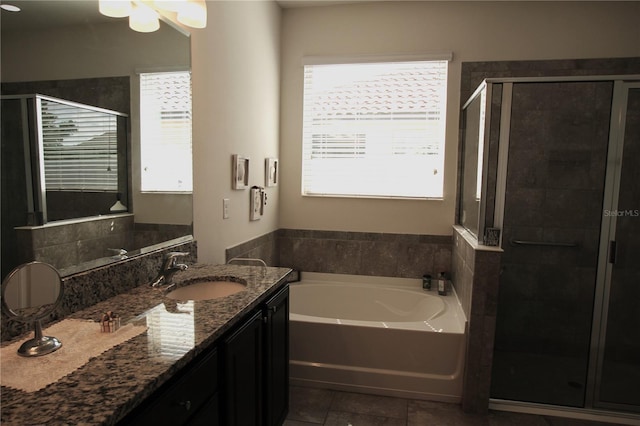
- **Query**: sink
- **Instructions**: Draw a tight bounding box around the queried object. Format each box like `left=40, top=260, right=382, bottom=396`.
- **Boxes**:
left=166, top=278, right=247, bottom=301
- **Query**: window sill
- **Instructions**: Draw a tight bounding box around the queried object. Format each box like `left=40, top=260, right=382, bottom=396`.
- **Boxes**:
left=302, top=193, right=444, bottom=201
left=140, top=191, right=193, bottom=195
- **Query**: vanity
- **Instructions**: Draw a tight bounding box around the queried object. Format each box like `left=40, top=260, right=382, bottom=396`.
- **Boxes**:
left=0, top=263, right=292, bottom=425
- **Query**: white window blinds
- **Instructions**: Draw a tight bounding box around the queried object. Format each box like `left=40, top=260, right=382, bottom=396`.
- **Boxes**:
left=302, top=60, right=448, bottom=199
left=140, top=71, right=193, bottom=192
left=41, top=98, right=118, bottom=191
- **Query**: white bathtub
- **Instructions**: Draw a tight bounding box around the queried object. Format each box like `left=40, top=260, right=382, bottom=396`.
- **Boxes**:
left=289, top=272, right=467, bottom=402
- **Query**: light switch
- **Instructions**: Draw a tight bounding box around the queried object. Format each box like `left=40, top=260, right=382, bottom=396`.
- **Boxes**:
left=223, top=198, right=230, bottom=219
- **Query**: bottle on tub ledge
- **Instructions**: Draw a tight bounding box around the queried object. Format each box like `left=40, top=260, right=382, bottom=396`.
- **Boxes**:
left=437, top=272, right=449, bottom=296
left=422, top=274, right=432, bottom=290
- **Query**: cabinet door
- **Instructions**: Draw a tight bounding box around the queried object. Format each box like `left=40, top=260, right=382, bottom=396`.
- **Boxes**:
left=224, top=310, right=263, bottom=426
left=187, top=393, right=220, bottom=426
left=264, top=284, right=289, bottom=426
left=120, top=348, right=219, bottom=425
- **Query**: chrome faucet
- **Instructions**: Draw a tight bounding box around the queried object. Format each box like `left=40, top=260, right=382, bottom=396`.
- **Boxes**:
left=226, top=257, right=267, bottom=276
left=150, top=251, right=189, bottom=287
left=227, top=257, right=267, bottom=268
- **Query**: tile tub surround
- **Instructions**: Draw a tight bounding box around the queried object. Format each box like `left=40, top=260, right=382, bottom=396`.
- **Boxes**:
left=0, top=263, right=293, bottom=425
left=451, top=225, right=502, bottom=414
left=1, top=239, right=197, bottom=342
left=225, top=229, right=452, bottom=279
left=226, top=230, right=280, bottom=266
left=278, top=229, right=452, bottom=278
left=14, top=214, right=135, bottom=271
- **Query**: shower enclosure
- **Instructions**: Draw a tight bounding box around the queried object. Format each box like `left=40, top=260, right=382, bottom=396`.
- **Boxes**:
left=459, top=76, right=640, bottom=418
left=1, top=94, right=129, bottom=276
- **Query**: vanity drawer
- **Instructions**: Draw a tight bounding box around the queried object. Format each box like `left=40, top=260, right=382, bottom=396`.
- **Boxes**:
left=121, top=348, right=219, bottom=425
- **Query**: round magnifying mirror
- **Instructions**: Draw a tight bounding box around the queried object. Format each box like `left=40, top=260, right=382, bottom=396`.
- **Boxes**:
left=1, top=261, right=64, bottom=357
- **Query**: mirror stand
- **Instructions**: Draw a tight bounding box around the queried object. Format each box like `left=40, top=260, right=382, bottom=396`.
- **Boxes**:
left=18, top=319, right=62, bottom=357
left=2, top=261, right=64, bottom=357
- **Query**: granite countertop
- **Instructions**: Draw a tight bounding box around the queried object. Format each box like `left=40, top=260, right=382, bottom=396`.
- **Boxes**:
left=1, top=263, right=293, bottom=425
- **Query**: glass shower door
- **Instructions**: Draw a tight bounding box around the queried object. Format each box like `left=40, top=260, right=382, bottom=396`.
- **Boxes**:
left=491, top=81, right=614, bottom=407
left=594, top=84, right=640, bottom=412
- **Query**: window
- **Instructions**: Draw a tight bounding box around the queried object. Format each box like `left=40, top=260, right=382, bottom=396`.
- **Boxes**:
left=140, top=71, right=193, bottom=192
left=41, top=98, right=119, bottom=191
left=302, top=59, right=448, bottom=199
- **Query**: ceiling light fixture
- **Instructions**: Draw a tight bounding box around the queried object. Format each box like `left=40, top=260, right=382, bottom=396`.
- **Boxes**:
left=98, top=0, right=206, bottom=33
left=0, top=3, right=21, bottom=12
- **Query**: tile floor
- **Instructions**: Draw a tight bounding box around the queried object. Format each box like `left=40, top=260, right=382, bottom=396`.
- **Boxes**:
left=284, top=386, right=626, bottom=426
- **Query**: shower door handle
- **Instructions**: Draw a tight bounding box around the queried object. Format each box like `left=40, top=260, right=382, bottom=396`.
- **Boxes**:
left=510, top=239, right=578, bottom=247
left=608, top=241, right=617, bottom=264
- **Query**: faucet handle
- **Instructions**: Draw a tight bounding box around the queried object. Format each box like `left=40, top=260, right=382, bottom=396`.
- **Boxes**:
left=163, top=251, right=190, bottom=269
left=166, top=251, right=190, bottom=259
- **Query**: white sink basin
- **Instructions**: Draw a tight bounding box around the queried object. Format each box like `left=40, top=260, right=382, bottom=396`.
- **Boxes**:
left=166, top=279, right=247, bottom=301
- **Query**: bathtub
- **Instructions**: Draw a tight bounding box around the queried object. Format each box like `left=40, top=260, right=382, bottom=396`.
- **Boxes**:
left=289, top=272, right=467, bottom=402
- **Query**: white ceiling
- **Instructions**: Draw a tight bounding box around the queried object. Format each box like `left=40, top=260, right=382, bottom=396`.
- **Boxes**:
left=2, top=0, right=594, bottom=33
left=0, top=0, right=110, bottom=32
left=0, top=0, right=369, bottom=33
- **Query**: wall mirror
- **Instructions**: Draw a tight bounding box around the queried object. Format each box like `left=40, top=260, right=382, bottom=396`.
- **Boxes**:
left=1, top=261, right=63, bottom=356
left=1, top=0, right=193, bottom=279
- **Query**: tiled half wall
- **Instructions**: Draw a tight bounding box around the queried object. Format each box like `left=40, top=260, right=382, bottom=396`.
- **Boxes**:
left=227, top=229, right=452, bottom=279
left=451, top=225, right=502, bottom=414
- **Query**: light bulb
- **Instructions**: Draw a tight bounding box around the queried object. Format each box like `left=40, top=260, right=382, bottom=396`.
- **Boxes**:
left=153, top=0, right=186, bottom=13
left=129, top=2, right=160, bottom=32
left=99, top=0, right=132, bottom=18
left=176, top=0, right=206, bottom=29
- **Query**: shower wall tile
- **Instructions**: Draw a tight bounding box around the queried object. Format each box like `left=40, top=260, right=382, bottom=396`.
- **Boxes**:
left=503, top=188, right=546, bottom=227
left=459, top=57, right=640, bottom=104
left=1, top=77, right=130, bottom=114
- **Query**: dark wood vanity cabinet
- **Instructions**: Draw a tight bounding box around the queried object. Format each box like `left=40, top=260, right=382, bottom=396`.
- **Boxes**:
left=119, top=347, right=221, bottom=425
left=223, top=283, right=290, bottom=426
left=120, top=282, right=289, bottom=426
left=223, top=310, right=264, bottom=425
left=263, top=284, right=290, bottom=426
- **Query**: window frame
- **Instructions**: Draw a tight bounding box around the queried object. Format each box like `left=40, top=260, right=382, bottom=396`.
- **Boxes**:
left=139, top=70, right=193, bottom=194
left=301, top=54, right=451, bottom=200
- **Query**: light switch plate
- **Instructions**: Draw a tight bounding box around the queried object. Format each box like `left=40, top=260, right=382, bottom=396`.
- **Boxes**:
left=223, top=198, right=230, bottom=219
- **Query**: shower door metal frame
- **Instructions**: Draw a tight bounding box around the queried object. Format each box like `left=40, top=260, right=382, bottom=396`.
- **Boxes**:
left=1, top=94, right=129, bottom=226
left=485, top=75, right=640, bottom=421
left=587, top=80, right=640, bottom=413
left=459, top=80, right=494, bottom=242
